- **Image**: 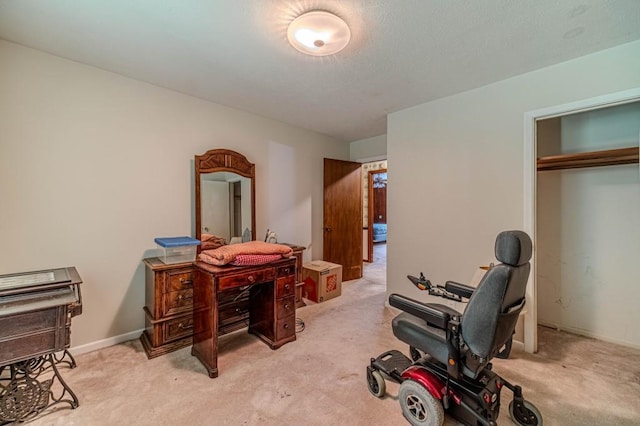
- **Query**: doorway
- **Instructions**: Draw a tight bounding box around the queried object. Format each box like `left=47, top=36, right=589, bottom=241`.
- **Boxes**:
left=322, top=158, right=387, bottom=281
left=361, top=160, right=388, bottom=268
left=368, top=169, right=387, bottom=263
left=523, top=88, right=640, bottom=353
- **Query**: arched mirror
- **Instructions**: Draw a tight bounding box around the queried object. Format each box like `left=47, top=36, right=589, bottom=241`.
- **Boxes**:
left=195, top=149, right=256, bottom=247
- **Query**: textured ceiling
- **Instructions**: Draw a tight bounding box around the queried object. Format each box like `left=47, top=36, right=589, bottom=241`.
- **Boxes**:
left=1, top=0, right=639, bottom=142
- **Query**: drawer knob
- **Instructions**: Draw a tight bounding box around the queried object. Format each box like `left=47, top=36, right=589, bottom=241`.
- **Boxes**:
left=283, top=323, right=289, bottom=329
left=284, top=303, right=290, bottom=310
left=180, top=278, right=193, bottom=285
left=178, top=322, right=194, bottom=330
left=283, top=268, right=290, bottom=274
left=178, top=294, right=193, bottom=301
left=247, top=275, right=255, bottom=283
left=284, top=284, right=290, bottom=290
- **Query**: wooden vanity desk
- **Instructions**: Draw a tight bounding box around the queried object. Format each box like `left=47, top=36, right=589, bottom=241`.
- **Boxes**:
left=192, top=257, right=297, bottom=378
left=191, top=148, right=299, bottom=377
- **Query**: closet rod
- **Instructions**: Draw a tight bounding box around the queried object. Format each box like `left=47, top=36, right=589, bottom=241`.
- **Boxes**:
left=537, top=147, right=639, bottom=171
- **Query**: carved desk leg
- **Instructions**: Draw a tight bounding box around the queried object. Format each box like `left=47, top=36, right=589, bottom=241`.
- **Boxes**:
left=52, top=349, right=77, bottom=369
left=0, top=354, right=79, bottom=423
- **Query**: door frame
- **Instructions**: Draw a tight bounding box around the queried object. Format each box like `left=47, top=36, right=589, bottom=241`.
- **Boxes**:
left=523, top=87, right=640, bottom=353
left=367, top=168, right=387, bottom=262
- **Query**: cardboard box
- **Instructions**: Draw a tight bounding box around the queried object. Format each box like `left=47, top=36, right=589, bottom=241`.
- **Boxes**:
left=302, top=261, right=342, bottom=303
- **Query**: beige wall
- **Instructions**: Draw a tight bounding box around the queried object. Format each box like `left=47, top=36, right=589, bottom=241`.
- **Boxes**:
left=0, top=41, right=348, bottom=350
left=386, top=39, right=640, bottom=320
left=350, top=134, right=387, bottom=161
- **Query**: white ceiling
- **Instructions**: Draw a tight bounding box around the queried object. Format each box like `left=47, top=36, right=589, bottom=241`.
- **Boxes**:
left=1, top=1, right=639, bottom=142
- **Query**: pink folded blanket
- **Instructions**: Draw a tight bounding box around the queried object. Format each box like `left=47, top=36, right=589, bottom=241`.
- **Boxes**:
left=230, top=254, right=283, bottom=266
left=198, top=241, right=293, bottom=266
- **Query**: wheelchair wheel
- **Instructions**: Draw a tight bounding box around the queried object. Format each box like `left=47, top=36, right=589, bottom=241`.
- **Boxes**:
left=398, top=380, right=444, bottom=426
left=509, top=399, right=542, bottom=426
left=366, top=368, right=386, bottom=398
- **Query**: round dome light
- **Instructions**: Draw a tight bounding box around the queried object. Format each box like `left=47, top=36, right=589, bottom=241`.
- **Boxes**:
left=287, top=11, right=351, bottom=56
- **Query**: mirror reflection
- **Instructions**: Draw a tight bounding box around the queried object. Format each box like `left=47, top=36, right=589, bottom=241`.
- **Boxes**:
left=194, top=149, right=256, bottom=247
left=200, top=172, right=252, bottom=242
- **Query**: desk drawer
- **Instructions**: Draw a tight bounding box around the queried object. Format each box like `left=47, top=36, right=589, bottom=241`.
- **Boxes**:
left=219, top=298, right=250, bottom=328
left=277, top=264, right=295, bottom=277
left=276, top=296, right=295, bottom=319
left=163, top=289, right=193, bottom=317
left=218, top=269, right=274, bottom=291
left=163, top=314, right=194, bottom=343
left=0, top=333, right=58, bottom=365
left=0, top=306, right=69, bottom=364
left=165, top=269, right=194, bottom=292
left=276, top=276, right=295, bottom=298
left=275, top=316, right=295, bottom=340
left=0, top=308, right=57, bottom=339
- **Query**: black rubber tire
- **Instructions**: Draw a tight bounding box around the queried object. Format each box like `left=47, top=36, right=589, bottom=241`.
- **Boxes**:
left=398, top=380, right=444, bottom=426
left=509, top=399, right=543, bottom=426
left=367, top=369, right=386, bottom=398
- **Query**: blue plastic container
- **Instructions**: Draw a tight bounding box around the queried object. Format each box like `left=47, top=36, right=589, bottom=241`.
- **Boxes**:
left=154, top=237, right=200, bottom=264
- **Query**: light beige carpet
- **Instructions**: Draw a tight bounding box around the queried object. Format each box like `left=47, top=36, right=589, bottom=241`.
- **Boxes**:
left=25, top=246, right=640, bottom=425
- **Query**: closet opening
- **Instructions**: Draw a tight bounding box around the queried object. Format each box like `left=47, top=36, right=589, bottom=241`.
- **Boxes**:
left=524, top=90, right=640, bottom=353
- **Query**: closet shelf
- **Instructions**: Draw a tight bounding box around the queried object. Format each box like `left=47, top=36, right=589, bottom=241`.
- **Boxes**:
left=537, top=147, right=639, bottom=171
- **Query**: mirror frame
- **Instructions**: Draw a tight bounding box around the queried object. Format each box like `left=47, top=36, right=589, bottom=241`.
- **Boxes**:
left=195, top=149, right=256, bottom=248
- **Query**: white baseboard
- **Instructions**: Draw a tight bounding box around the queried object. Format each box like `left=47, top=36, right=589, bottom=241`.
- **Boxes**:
left=512, top=339, right=525, bottom=351
left=384, top=299, right=399, bottom=312
left=69, top=329, right=143, bottom=356
left=538, top=320, right=640, bottom=351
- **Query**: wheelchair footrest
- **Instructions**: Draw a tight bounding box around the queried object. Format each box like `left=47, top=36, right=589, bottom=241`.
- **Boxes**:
left=371, top=350, right=412, bottom=383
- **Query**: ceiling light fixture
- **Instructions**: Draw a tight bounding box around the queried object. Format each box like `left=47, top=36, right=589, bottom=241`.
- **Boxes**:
left=287, top=10, right=351, bottom=56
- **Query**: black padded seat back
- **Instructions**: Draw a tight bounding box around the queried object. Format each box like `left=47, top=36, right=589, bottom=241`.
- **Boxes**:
left=495, top=230, right=532, bottom=267
left=460, top=231, right=532, bottom=361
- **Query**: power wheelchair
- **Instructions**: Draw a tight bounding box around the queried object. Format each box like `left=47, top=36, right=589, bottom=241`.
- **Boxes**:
left=367, top=231, right=542, bottom=426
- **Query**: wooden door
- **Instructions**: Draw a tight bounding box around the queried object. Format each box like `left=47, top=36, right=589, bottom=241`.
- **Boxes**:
left=323, top=158, right=363, bottom=281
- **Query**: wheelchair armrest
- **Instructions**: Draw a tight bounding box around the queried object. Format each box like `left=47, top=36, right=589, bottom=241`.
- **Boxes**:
left=389, top=293, right=460, bottom=329
left=444, top=281, right=475, bottom=299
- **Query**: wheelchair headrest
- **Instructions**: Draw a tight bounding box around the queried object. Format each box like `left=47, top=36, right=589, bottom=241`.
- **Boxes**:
left=495, top=230, right=532, bottom=266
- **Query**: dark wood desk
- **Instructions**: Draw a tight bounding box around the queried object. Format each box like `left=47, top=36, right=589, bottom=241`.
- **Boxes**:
left=192, top=257, right=297, bottom=378
left=141, top=246, right=305, bottom=359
